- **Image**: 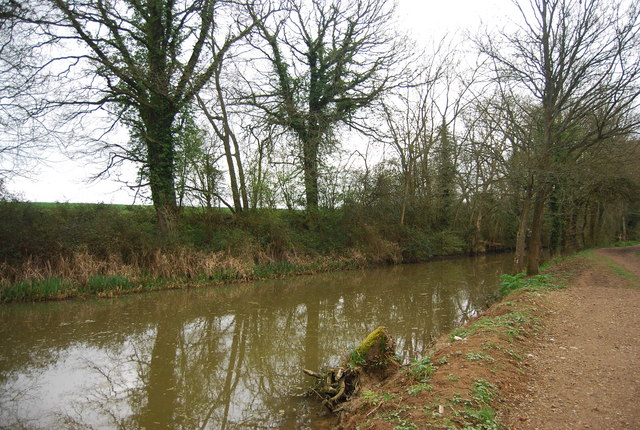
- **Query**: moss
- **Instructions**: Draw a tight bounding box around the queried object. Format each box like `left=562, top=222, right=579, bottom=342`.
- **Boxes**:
left=353, top=326, right=392, bottom=361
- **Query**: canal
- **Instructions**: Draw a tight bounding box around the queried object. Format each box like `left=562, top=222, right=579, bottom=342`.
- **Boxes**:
left=0, top=252, right=513, bottom=429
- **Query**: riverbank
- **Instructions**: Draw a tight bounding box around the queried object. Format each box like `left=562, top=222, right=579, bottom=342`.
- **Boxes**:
left=335, top=245, right=640, bottom=429
left=0, top=201, right=507, bottom=303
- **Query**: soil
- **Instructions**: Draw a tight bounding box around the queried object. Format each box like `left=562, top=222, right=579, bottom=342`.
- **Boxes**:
left=499, top=246, right=640, bottom=430
left=335, top=245, right=640, bottom=429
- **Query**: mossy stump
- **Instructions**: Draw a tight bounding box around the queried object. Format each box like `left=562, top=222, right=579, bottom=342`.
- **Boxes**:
left=303, top=326, right=400, bottom=411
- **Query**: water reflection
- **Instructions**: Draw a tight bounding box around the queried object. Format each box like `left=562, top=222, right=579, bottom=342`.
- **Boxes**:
left=0, top=253, right=513, bottom=429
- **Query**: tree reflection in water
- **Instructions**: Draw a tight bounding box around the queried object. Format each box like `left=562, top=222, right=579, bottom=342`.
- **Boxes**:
left=0, top=253, right=513, bottom=429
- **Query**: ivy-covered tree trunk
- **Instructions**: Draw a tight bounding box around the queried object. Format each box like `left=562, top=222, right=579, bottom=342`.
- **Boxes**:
left=252, top=0, right=400, bottom=213
left=302, top=136, right=320, bottom=210
left=143, top=106, right=178, bottom=234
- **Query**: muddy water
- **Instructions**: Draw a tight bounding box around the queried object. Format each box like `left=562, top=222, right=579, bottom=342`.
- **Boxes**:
left=0, top=253, right=513, bottom=429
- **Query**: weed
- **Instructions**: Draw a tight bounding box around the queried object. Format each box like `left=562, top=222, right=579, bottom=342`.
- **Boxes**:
left=361, top=390, right=393, bottom=406
left=393, top=423, right=418, bottom=430
left=445, top=375, right=460, bottom=382
left=498, top=272, right=563, bottom=297
left=379, top=408, right=417, bottom=430
left=408, top=357, right=437, bottom=382
left=407, top=383, right=433, bottom=395
left=449, top=328, right=470, bottom=342
left=465, top=351, right=495, bottom=362
left=483, top=343, right=501, bottom=351
left=451, top=393, right=472, bottom=406
left=470, top=311, right=532, bottom=338
left=348, top=350, right=367, bottom=368
left=84, top=275, right=132, bottom=293
left=458, top=407, right=499, bottom=430
left=614, top=241, right=640, bottom=247
left=472, top=379, right=498, bottom=404
left=507, top=349, right=524, bottom=360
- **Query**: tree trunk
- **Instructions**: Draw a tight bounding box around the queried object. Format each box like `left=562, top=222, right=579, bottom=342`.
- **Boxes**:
left=231, top=132, right=249, bottom=210
left=549, top=184, right=564, bottom=256
left=302, top=138, right=319, bottom=210
left=526, top=187, right=547, bottom=275
left=563, top=206, right=579, bottom=254
left=514, top=185, right=532, bottom=273
left=143, top=107, right=179, bottom=235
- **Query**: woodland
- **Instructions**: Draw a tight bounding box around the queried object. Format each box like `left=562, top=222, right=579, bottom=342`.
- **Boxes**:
left=0, top=0, right=639, bottom=300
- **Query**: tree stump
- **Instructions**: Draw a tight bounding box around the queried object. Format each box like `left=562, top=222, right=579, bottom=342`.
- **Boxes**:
left=303, top=326, right=400, bottom=411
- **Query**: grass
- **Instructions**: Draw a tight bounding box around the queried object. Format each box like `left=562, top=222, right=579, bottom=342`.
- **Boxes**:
left=343, top=262, right=572, bottom=429
left=582, top=250, right=640, bottom=288
left=498, top=272, right=564, bottom=297
left=614, top=240, right=640, bottom=247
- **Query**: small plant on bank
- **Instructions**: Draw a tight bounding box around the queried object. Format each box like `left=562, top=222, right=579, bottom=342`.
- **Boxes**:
left=407, top=383, right=433, bottom=395
left=361, top=390, right=393, bottom=406
left=472, top=379, right=498, bottom=404
left=465, top=351, right=495, bottom=362
left=408, top=357, right=437, bottom=382
left=348, top=349, right=367, bottom=368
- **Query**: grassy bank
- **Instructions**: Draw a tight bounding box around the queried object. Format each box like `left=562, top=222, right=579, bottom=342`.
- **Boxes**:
left=336, top=245, right=639, bottom=429
left=336, top=256, right=575, bottom=429
left=0, top=201, right=502, bottom=303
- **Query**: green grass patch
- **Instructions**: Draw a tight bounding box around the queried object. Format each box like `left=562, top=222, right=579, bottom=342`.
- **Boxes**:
left=586, top=252, right=640, bottom=286
left=1, top=278, right=71, bottom=301
left=498, top=272, right=563, bottom=297
left=614, top=240, right=640, bottom=247
left=83, top=275, right=133, bottom=293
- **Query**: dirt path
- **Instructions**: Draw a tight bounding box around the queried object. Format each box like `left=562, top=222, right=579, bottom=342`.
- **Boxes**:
left=501, top=246, right=640, bottom=429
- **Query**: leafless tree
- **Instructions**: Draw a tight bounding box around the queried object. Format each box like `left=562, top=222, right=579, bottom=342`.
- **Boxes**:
left=244, top=0, right=408, bottom=212
left=479, top=0, right=640, bottom=273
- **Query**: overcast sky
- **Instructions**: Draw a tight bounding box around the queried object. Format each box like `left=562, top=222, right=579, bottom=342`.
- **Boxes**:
left=7, top=0, right=515, bottom=204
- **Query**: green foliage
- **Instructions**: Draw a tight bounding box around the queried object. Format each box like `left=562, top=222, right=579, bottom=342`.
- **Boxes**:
left=465, top=352, right=494, bottom=362
left=449, top=328, right=470, bottom=342
left=408, top=357, right=437, bottom=382
left=400, top=226, right=433, bottom=262
left=458, top=408, right=499, bottom=430
left=84, top=275, right=132, bottom=293
left=407, top=383, right=433, bottom=395
left=469, top=311, right=532, bottom=339
left=348, top=350, right=367, bottom=368
left=429, top=230, right=466, bottom=255
left=614, top=241, right=640, bottom=247
left=1, top=278, right=70, bottom=301
left=498, top=272, right=563, bottom=297
left=361, top=390, right=393, bottom=406
left=472, top=379, right=498, bottom=404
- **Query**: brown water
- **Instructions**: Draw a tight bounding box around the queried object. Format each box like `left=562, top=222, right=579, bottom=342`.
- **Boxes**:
left=0, top=253, right=513, bottom=429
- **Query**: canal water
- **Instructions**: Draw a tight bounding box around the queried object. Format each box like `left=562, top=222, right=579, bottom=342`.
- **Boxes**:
left=0, top=253, right=513, bottom=429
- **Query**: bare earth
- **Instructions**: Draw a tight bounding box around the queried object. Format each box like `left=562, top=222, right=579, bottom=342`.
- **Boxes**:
left=500, top=246, right=640, bottom=429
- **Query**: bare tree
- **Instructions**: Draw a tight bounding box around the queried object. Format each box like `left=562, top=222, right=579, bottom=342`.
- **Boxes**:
left=479, top=0, right=640, bottom=274
left=0, top=0, right=51, bottom=181
left=245, top=0, right=407, bottom=212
